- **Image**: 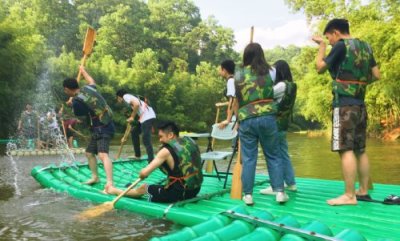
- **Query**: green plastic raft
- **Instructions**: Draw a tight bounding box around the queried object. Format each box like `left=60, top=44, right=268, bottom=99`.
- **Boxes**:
left=31, top=159, right=400, bottom=240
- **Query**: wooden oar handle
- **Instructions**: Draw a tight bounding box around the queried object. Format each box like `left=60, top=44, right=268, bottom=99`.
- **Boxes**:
left=215, top=102, right=229, bottom=107
left=115, top=124, right=132, bottom=160
left=111, top=178, right=142, bottom=205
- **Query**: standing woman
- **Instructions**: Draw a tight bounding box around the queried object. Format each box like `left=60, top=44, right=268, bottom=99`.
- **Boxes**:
left=260, top=60, right=297, bottom=195
left=234, top=43, right=288, bottom=205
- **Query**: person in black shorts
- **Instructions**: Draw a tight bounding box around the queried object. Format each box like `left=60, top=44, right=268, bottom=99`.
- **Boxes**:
left=63, top=66, right=115, bottom=191
left=312, top=19, right=380, bottom=205
left=106, top=121, right=203, bottom=203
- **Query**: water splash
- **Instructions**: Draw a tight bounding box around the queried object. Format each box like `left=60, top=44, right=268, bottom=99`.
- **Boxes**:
left=5, top=142, right=21, bottom=196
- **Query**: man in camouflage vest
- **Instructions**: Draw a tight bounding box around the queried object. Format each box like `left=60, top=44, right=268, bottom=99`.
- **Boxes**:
left=18, top=103, right=40, bottom=148
left=313, top=19, right=380, bottom=205
left=106, top=121, right=203, bottom=203
left=63, top=66, right=115, bottom=191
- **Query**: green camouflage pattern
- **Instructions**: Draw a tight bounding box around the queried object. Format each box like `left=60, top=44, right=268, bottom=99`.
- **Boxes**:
left=20, top=111, right=39, bottom=138
left=235, top=66, right=277, bottom=121
left=165, top=136, right=203, bottom=190
left=277, top=81, right=297, bottom=131
left=20, top=111, right=39, bottom=130
left=333, top=38, right=374, bottom=103
left=76, top=85, right=113, bottom=125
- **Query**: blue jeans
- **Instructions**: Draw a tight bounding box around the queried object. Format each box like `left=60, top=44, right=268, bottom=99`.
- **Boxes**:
left=239, top=115, right=284, bottom=194
left=277, top=131, right=296, bottom=186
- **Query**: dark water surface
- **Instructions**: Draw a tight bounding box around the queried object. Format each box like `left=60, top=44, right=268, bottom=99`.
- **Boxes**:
left=0, top=134, right=399, bottom=240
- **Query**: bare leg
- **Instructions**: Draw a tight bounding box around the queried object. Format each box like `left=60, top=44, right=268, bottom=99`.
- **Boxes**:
left=98, top=152, right=113, bottom=189
left=68, top=136, right=73, bottom=148
left=327, top=151, right=357, bottom=206
left=83, top=152, right=99, bottom=185
left=105, top=184, right=147, bottom=199
left=356, top=152, right=370, bottom=196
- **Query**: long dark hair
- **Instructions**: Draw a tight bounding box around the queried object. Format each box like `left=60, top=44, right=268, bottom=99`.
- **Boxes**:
left=243, top=43, right=270, bottom=76
left=274, top=60, right=293, bottom=83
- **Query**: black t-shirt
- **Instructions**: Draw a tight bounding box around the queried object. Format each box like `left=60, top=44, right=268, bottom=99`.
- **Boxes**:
left=72, top=85, right=115, bottom=135
left=324, top=39, right=377, bottom=107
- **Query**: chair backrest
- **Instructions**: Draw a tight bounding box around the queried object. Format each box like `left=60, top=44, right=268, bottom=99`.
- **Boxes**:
left=211, top=123, right=237, bottom=140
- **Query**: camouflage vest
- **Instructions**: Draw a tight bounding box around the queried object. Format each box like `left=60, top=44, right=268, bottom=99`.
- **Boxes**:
left=76, top=85, right=113, bottom=125
left=277, top=81, right=297, bottom=131
left=333, top=38, right=374, bottom=103
left=21, top=111, right=38, bottom=130
left=235, top=66, right=277, bottom=121
left=163, top=136, right=203, bottom=190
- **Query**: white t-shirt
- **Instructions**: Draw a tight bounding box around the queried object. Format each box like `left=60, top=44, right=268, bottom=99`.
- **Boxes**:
left=226, top=77, right=236, bottom=97
left=269, top=67, right=276, bottom=83
left=273, top=82, right=286, bottom=103
left=123, top=94, right=156, bottom=123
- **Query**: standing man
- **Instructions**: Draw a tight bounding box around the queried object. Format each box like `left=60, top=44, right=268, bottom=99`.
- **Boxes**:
left=312, top=19, right=380, bottom=205
left=116, top=89, right=156, bottom=162
left=105, top=121, right=203, bottom=203
left=63, top=66, right=115, bottom=191
left=217, top=59, right=236, bottom=129
left=18, top=103, right=40, bottom=149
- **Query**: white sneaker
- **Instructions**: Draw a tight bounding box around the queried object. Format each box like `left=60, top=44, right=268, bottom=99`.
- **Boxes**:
left=276, top=192, right=289, bottom=203
left=260, top=186, right=277, bottom=195
left=242, top=194, right=254, bottom=205
left=286, top=184, right=297, bottom=192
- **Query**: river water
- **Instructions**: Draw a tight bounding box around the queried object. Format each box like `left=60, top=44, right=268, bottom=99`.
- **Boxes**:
left=0, top=134, right=399, bottom=241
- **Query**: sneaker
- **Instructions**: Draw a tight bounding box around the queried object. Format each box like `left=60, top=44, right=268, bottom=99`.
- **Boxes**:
left=286, top=184, right=297, bottom=192
left=260, top=186, right=277, bottom=195
left=242, top=194, right=254, bottom=205
left=276, top=192, right=289, bottom=203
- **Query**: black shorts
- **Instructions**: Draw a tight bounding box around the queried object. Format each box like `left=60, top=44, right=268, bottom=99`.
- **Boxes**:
left=66, top=128, right=74, bottom=138
left=331, top=105, right=367, bottom=152
left=146, top=184, right=200, bottom=203
left=86, top=133, right=112, bottom=154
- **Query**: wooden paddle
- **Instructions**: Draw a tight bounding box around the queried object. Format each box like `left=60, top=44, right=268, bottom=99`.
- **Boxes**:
left=77, top=178, right=142, bottom=220
left=250, top=26, right=254, bottom=43
left=59, top=105, right=68, bottom=139
left=69, top=126, right=89, bottom=140
left=230, top=140, right=242, bottom=199
left=76, top=27, right=96, bottom=81
left=115, top=124, right=132, bottom=160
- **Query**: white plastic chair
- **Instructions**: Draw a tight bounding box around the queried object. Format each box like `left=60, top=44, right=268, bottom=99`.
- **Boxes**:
left=200, top=122, right=238, bottom=188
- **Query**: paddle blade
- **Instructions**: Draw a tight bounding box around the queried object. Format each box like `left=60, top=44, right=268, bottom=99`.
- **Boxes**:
left=77, top=201, right=114, bottom=220
left=82, top=27, right=96, bottom=55
left=230, top=142, right=242, bottom=199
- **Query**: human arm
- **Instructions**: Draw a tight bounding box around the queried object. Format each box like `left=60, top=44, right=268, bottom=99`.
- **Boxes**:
left=372, top=66, right=380, bottom=80
left=79, top=66, right=95, bottom=85
left=218, top=97, right=236, bottom=129
left=312, top=36, right=328, bottom=73
left=139, top=147, right=170, bottom=179
left=127, top=98, right=140, bottom=123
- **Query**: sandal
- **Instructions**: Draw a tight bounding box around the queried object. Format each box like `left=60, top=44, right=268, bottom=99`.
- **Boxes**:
left=383, top=194, right=400, bottom=205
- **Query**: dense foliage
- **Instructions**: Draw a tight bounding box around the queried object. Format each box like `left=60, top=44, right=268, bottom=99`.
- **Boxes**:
left=0, top=0, right=398, bottom=138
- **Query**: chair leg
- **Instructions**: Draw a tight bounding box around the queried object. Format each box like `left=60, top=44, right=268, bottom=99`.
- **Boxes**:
left=213, top=160, right=222, bottom=181
left=223, top=141, right=239, bottom=188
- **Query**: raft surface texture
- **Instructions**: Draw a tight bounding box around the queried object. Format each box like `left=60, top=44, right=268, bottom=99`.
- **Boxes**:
left=31, top=159, right=400, bottom=241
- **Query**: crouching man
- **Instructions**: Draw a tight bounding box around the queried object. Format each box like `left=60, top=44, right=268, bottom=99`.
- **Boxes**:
left=106, top=121, right=203, bottom=203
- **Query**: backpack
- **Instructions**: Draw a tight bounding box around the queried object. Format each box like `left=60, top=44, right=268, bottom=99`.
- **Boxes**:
left=278, top=80, right=297, bottom=120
